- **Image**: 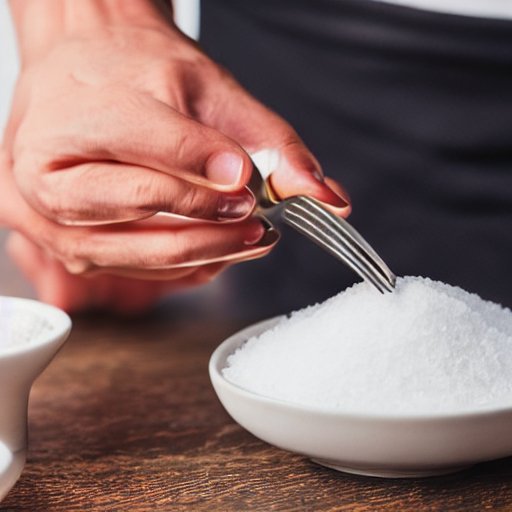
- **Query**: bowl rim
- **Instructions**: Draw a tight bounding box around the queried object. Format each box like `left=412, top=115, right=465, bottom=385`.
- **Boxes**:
left=0, top=296, right=72, bottom=357
left=210, top=316, right=512, bottom=422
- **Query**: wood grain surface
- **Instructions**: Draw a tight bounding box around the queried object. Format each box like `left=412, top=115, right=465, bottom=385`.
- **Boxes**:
left=2, top=229, right=512, bottom=511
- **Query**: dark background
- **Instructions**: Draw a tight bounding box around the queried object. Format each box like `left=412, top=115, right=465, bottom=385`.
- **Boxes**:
left=198, top=0, right=512, bottom=320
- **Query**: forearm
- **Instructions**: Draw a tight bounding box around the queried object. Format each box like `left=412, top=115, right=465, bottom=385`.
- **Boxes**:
left=9, top=0, right=173, bottom=64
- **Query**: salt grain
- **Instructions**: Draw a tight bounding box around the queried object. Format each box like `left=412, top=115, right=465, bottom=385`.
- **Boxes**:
left=0, top=300, right=54, bottom=351
left=223, top=277, right=512, bottom=414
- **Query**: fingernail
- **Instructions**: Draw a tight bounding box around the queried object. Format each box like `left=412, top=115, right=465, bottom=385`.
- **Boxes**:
left=327, top=192, right=350, bottom=208
left=329, top=185, right=352, bottom=208
left=64, top=259, right=91, bottom=275
left=245, top=217, right=280, bottom=246
left=217, top=191, right=255, bottom=220
left=206, top=152, right=244, bottom=185
left=323, top=177, right=351, bottom=209
left=244, top=222, right=265, bottom=245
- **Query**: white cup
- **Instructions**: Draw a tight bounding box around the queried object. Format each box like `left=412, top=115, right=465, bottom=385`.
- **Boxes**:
left=0, top=297, right=71, bottom=502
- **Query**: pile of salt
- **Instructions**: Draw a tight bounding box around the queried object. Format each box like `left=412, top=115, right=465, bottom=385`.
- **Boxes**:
left=223, top=277, right=512, bottom=414
left=0, top=300, right=53, bottom=351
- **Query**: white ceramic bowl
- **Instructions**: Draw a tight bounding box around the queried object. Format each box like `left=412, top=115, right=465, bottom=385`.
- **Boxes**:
left=0, top=296, right=71, bottom=501
left=210, top=317, right=512, bottom=478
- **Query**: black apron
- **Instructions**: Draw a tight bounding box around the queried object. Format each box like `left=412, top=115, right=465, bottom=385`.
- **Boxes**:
left=200, top=0, right=512, bottom=318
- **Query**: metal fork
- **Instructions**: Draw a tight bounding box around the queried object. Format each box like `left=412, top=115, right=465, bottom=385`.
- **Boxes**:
left=249, top=150, right=396, bottom=294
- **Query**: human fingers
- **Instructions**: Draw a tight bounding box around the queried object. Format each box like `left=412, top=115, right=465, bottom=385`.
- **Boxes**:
left=2, top=160, right=278, bottom=284
left=31, top=161, right=255, bottom=226
left=196, top=75, right=352, bottom=216
left=90, top=261, right=229, bottom=286
left=43, top=217, right=278, bottom=276
left=251, top=148, right=352, bottom=217
left=6, top=230, right=97, bottom=311
left=13, top=88, right=255, bottom=200
left=6, top=231, right=229, bottom=313
left=324, top=177, right=352, bottom=215
left=5, top=230, right=170, bottom=312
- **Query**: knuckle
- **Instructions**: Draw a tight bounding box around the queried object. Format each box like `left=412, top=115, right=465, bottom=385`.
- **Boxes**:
left=13, top=158, right=71, bottom=224
left=179, top=186, right=203, bottom=217
left=180, top=186, right=200, bottom=214
left=134, top=177, right=172, bottom=216
left=148, top=66, right=187, bottom=109
left=137, top=176, right=219, bottom=220
left=181, top=186, right=219, bottom=219
left=278, top=134, right=304, bottom=152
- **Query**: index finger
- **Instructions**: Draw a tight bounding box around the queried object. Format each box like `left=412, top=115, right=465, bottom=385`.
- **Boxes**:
left=197, top=76, right=351, bottom=215
left=13, top=87, right=255, bottom=193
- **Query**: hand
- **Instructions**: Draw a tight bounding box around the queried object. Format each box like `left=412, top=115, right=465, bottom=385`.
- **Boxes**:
left=5, top=230, right=230, bottom=314
left=2, top=0, right=350, bottom=312
left=0, top=151, right=267, bottom=313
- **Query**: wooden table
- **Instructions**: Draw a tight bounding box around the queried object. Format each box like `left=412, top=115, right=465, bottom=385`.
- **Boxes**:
left=2, top=231, right=512, bottom=511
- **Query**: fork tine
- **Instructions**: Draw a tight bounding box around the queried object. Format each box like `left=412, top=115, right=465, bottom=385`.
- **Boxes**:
left=282, top=207, right=389, bottom=293
left=300, top=197, right=396, bottom=286
left=284, top=198, right=395, bottom=293
left=283, top=211, right=389, bottom=293
left=282, top=197, right=396, bottom=293
left=293, top=197, right=396, bottom=290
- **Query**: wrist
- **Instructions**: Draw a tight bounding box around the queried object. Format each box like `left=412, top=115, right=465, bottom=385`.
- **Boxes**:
left=9, top=0, right=173, bottom=64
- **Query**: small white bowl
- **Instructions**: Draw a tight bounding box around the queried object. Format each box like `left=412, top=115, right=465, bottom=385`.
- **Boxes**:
left=210, top=317, right=512, bottom=478
left=0, top=296, right=71, bottom=501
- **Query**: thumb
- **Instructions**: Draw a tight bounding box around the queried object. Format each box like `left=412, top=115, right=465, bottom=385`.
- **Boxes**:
left=200, top=74, right=351, bottom=215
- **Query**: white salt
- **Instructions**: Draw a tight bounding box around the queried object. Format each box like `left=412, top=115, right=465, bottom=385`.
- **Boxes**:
left=0, top=301, right=54, bottom=351
left=0, top=442, right=12, bottom=476
left=223, top=277, right=512, bottom=414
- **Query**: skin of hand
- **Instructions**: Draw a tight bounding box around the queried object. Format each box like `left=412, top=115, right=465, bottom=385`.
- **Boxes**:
left=1, top=0, right=351, bottom=313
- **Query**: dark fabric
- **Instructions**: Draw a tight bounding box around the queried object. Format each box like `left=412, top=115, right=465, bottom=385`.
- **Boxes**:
left=200, top=0, right=512, bottom=318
